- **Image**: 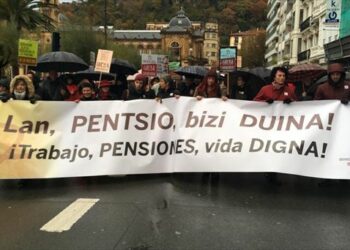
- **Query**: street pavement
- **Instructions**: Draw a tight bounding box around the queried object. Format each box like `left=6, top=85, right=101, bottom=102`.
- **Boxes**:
left=0, top=173, right=350, bottom=250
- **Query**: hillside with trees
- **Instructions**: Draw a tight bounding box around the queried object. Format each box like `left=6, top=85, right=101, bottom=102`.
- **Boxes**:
left=60, top=0, right=268, bottom=45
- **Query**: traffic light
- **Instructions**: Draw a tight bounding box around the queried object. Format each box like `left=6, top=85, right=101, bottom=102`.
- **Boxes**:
left=52, top=32, right=60, bottom=52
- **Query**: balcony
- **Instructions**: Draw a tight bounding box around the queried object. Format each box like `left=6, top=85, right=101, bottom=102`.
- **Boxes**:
left=300, top=17, right=311, bottom=32
left=267, top=0, right=281, bottom=18
left=310, top=46, right=324, bottom=58
left=266, top=30, right=278, bottom=45
left=298, top=49, right=310, bottom=62
left=265, top=47, right=278, bottom=59
left=266, top=13, right=280, bottom=31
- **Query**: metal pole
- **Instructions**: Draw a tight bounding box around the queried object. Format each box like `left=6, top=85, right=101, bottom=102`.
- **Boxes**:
left=104, top=0, right=107, bottom=48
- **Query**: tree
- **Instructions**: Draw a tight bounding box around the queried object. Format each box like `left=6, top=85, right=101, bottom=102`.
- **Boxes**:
left=0, top=0, right=56, bottom=32
left=0, top=22, right=19, bottom=70
left=241, top=31, right=266, bottom=68
left=107, top=43, right=141, bottom=69
left=60, top=25, right=104, bottom=64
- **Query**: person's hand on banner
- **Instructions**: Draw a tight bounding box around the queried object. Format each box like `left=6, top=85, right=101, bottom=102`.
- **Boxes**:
left=75, top=99, right=80, bottom=103
left=29, top=98, right=37, bottom=104
left=266, top=98, right=274, bottom=104
left=341, top=98, right=349, bottom=105
left=196, top=96, right=203, bottom=101
left=175, top=95, right=180, bottom=99
left=155, top=97, right=162, bottom=103
left=1, top=98, right=9, bottom=103
left=221, top=96, right=228, bottom=101
left=283, top=98, right=292, bottom=104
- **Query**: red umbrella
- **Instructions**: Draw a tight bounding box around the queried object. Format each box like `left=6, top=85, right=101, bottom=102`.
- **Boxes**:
left=288, top=63, right=327, bottom=83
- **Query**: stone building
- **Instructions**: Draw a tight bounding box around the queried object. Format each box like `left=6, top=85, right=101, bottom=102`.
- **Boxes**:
left=112, top=8, right=219, bottom=66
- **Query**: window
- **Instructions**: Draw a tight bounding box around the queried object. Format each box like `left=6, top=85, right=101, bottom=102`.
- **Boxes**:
left=211, top=52, right=216, bottom=57
left=211, top=33, right=217, bottom=38
left=211, top=43, right=216, bottom=48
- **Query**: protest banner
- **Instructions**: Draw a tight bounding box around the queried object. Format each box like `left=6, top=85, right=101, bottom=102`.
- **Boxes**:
left=219, top=47, right=237, bottom=72
left=141, top=54, right=169, bottom=77
left=18, top=39, right=38, bottom=66
left=94, top=49, right=113, bottom=73
left=0, top=98, right=349, bottom=179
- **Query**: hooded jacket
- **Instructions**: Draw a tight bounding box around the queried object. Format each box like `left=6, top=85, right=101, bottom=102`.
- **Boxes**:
left=314, top=63, right=350, bottom=100
left=9, top=75, right=37, bottom=100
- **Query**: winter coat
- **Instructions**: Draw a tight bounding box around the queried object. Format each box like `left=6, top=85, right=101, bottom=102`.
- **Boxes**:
left=253, top=83, right=297, bottom=101
left=123, top=84, right=155, bottom=100
left=9, top=75, right=39, bottom=101
left=156, top=87, right=177, bottom=99
left=314, top=80, right=350, bottom=100
left=40, top=77, right=66, bottom=101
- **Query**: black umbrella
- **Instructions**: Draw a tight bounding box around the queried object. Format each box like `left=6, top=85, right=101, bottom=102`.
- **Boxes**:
left=248, top=67, right=272, bottom=83
left=110, top=58, right=137, bottom=75
left=74, top=66, right=115, bottom=82
left=230, top=68, right=269, bottom=99
left=175, top=65, right=208, bottom=78
left=35, top=51, right=89, bottom=72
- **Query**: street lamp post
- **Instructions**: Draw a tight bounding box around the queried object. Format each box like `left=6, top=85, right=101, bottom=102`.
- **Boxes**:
left=104, top=0, right=107, bottom=48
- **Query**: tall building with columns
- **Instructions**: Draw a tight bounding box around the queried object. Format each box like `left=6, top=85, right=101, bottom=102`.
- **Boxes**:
left=265, top=0, right=339, bottom=68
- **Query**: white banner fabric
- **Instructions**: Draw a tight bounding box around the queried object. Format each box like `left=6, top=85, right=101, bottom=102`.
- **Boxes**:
left=0, top=98, right=350, bottom=179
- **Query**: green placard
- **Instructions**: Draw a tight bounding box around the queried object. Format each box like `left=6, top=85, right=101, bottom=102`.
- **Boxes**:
left=18, top=39, right=38, bottom=65
left=169, top=61, right=180, bottom=71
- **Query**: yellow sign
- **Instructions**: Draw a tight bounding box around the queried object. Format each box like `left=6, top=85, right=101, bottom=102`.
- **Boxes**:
left=18, top=39, right=38, bottom=66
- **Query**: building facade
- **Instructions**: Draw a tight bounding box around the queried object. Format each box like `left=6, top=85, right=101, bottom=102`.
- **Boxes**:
left=40, top=0, right=60, bottom=53
left=265, top=0, right=339, bottom=68
left=113, top=9, right=219, bottom=67
left=203, top=22, right=219, bottom=66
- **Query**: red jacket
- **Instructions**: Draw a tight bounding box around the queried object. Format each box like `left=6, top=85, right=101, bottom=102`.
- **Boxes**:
left=253, top=83, right=297, bottom=101
left=314, top=81, right=350, bottom=100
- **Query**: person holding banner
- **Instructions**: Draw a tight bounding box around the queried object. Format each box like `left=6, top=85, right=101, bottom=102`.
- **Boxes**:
left=0, top=78, right=10, bottom=102
left=123, top=73, right=155, bottom=101
left=314, top=62, right=349, bottom=187
left=156, top=75, right=178, bottom=99
left=97, top=80, right=117, bottom=100
left=40, top=71, right=66, bottom=101
left=314, top=62, right=350, bottom=103
left=253, top=66, right=297, bottom=103
left=230, top=76, right=253, bottom=100
left=4, top=75, right=39, bottom=103
left=194, top=69, right=227, bottom=100
left=62, top=75, right=80, bottom=102
left=253, top=66, right=297, bottom=185
left=77, top=80, right=98, bottom=101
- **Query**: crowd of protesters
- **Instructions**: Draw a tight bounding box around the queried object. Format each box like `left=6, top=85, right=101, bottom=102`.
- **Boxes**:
left=1, top=62, right=348, bottom=105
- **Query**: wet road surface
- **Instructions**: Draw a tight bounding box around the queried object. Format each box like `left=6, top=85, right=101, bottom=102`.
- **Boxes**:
left=0, top=173, right=350, bottom=250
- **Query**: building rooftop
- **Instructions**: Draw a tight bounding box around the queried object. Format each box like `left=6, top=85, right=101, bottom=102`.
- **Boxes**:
left=113, top=30, right=161, bottom=40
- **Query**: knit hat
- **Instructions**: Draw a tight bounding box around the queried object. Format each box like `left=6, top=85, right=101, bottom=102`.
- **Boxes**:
left=206, top=69, right=217, bottom=78
left=99, top=80, right=112, bottom=87
left=135, top=73, right=146, bottom=81
left=328, top=63, right=345, bottom=74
